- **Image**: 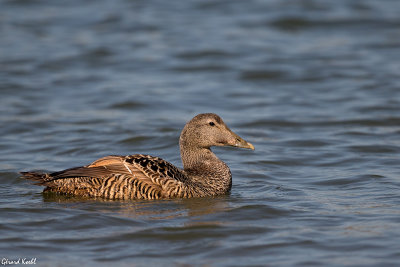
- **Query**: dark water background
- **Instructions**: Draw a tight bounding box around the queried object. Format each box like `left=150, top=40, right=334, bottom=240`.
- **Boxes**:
left=1, top=0, right=400, bottom=266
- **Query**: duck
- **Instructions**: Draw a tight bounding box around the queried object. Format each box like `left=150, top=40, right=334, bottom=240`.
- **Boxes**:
left=20, top=113, right=254, bottom=200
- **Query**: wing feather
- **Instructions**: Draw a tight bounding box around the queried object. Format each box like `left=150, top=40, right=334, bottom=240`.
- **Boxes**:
left=37, top=154, right=194, bottom=199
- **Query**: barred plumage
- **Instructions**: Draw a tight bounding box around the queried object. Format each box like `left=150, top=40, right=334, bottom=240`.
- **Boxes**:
left=20, top=113, right=254, bottom=200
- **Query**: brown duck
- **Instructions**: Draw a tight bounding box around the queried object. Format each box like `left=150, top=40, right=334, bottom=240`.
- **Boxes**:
left=21, top=113, right=254, bottom=200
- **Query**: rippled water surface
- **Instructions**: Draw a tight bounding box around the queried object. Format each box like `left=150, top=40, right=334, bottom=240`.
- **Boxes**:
left=1, top=0, right=400, bottom=266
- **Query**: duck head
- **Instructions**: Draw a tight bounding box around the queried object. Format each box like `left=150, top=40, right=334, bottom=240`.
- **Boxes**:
left=180, top=113, right=254, bottom=151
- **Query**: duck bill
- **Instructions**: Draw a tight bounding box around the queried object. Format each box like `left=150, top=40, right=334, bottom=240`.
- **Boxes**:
left=235, top=138, right=255, bottom=150
left=228, top=131, right=255, bottom=150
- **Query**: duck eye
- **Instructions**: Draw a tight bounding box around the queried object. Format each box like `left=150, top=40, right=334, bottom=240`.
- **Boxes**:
left=209, top=122, right=215, bottom=126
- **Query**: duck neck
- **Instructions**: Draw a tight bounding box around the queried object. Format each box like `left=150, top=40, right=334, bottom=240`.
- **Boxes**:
left=180, top=144, right=232, bottom=194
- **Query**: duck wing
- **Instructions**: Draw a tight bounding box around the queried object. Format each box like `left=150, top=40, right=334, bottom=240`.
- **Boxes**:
left=22, top=155, right=195, bottom=199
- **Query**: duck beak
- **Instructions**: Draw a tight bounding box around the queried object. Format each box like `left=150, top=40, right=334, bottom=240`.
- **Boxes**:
left=234, top=136, right=255, bottom=150
left=228, top=130, right=255, bottom=150
left=243, top=141, right=255, bottom=150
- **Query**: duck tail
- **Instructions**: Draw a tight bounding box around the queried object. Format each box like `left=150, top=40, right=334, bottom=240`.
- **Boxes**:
left=20, top=171, right=51, bottom=186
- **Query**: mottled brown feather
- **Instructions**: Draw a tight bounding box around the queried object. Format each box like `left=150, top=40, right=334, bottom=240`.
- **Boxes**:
left=21, top=155, right=195, bottom=200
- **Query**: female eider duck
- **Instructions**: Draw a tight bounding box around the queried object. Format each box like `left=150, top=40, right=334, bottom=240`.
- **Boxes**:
left=21, top=113, right=254, bottom=200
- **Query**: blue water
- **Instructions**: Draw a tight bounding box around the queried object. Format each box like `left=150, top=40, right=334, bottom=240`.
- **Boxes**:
left=1, top=0, right=400, bottom=266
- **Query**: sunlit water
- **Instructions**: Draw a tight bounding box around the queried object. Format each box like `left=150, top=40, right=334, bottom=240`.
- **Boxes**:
left=1, top=0, right=400, bottom=266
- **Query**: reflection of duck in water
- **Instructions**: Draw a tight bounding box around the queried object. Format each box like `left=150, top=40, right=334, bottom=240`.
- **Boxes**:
left=21, top=113, right=254, bottom=200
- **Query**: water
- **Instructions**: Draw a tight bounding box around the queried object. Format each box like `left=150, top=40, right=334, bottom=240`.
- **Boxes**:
left=1, top=0, right=400, bottom=266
